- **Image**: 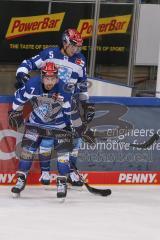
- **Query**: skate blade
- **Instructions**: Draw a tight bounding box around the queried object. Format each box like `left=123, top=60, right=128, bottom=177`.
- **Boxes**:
left=12, top=192, right=20, bottom=198
left=58, top=198, right=66, bottom=203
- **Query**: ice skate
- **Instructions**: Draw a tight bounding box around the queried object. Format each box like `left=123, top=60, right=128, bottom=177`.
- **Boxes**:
left=39, top=171, right=51, bottom=185
left=11, top=172, right=26, bottom=198
left=56, top=176, right=67, bottom=201
left=67, top=171, right=83, bottom=187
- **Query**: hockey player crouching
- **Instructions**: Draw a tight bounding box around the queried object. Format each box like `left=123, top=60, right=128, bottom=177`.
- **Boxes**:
left=9, top=61, right=84, bottom=199
left=15, top=28, right=95, bottom=187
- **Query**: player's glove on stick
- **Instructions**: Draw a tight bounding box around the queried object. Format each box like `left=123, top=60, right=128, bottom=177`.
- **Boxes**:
left=81, top=102, right=95, bottom=123
left=15, top=72, right=30, bottom=89
left=8, top=110, right=23, bottom=128
left=75, top=124, right=96, bottom=144
left=81, top=128, right=96, bottom=144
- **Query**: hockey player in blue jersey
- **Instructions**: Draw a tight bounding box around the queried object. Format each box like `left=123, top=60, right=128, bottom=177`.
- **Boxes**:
left=15, top=28, right=95, bottom=187
left=9, top=61, right=85, bottom=199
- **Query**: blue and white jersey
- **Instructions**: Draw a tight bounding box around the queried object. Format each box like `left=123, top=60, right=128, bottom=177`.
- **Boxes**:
left=12, top=76, right=77, bottom=129
left=16, top=47, right=88, bottom=101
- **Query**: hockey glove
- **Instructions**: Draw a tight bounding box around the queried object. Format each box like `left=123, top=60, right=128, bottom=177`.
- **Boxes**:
left=63, top=125, right=73, bottom=132
left=81, top=102, right=95, bottom=123
left=8, top=110, right=23, bottom=128
left=81, top=128, right=96, bottom=144
left=15, top=72, right=30, bottom=89
left=75, top=124, right=96, bottom=145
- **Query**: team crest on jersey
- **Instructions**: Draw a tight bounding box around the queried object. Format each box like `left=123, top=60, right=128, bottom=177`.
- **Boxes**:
left=58, top=66, right=72, bottom=83
left=75, top=58, right=85, bottom=67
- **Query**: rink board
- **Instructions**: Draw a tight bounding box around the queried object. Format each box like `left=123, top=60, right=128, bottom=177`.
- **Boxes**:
left=1, top=96, right=160, bottom=185
left=0, top=171, right=160, bottom=185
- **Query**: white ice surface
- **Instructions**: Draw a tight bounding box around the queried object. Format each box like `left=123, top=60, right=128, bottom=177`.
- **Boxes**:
left=0, top=185, right=160, bottom=240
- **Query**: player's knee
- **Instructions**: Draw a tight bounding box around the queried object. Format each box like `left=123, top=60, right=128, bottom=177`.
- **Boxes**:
left=39, top=146, right=52, bottom=156
left=40, top=138, right=54, bottom=148
left=20, top=148, right=34, bottom=161
left=57, top=153, right=70, bottom=175
left=57, top=152, right=69, bottom=163
left=39, top=146, right=52, bottom=165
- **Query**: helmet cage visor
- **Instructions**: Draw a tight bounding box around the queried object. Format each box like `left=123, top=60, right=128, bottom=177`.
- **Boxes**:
left=62, top=29, right=83, bottom=52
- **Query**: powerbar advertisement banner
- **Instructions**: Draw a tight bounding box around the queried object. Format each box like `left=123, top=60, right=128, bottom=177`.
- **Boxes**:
left=0, top=1, right=133, bottom=65
left=0, top=97, right=160, bottom=185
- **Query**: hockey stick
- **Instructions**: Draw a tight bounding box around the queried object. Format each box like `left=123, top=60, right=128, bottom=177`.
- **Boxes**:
left=25, top=122, right=96, bottom=145
left=129, top=133, right=159, bottom=148
left=26, top=123, right=160, bottom=149
left=93, top=130, right=160, bottom=149
left=25, top=122, right=74, bottom=152
left=25, top=122, right=73, bottom=139
left=70, top=162, right=112, bottom=197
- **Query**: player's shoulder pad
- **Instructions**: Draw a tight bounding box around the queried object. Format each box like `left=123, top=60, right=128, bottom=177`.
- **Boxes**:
left=74, top=52, right=86, bottom=67
left=40, top=47, right=59, bottom=59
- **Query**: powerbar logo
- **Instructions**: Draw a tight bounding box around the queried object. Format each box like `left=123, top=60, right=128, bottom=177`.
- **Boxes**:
left=77, top=15, right=131, bottom=38
left=6, top=13, right=65, bottom=39
left=118, top=173, right=157, bottom=184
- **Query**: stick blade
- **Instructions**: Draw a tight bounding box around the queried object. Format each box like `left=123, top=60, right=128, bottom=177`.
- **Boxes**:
left=85, top=183, right=112, bottom=196
left=130, top=133, right=159, bottom=148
